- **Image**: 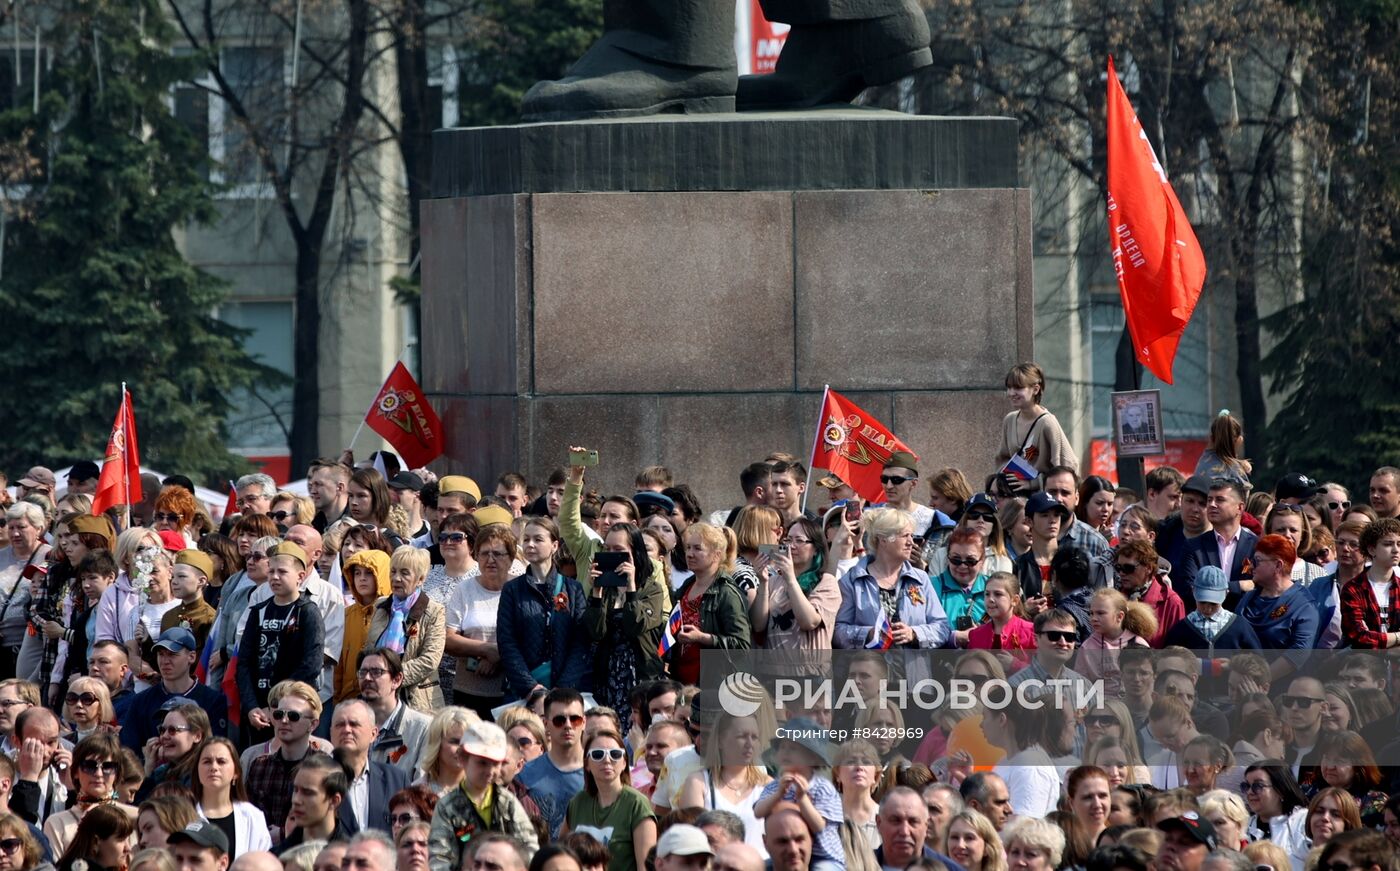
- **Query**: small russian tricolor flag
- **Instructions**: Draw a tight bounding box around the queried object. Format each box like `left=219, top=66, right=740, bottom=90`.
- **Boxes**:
left=657, top=605, right=683, bottom=657
left=867, top=610, right=895, bottom=650
left=1002, top=453, right=1040, bottom=482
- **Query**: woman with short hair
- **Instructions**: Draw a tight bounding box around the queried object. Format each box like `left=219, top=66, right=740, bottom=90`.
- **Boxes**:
left=61, top=677, right=115, bottom=744
left=43, top=734, right=138, bottom=856
left=365, top=546, right=445, bottom=713
left=0, top=812, right=43, bottom=871
left=0, top=501, right=51, bottom=676
left=833, top=508, right=949, bottom=653
left=1001, top=816, right=1065, bottom=871
left=445, top=525, right=515, bottom=718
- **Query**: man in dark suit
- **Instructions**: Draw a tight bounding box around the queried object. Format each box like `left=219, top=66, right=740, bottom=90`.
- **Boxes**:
left=1177, top=479, right=1258, bottom=609
left=330, top=699, right=409, bottom=834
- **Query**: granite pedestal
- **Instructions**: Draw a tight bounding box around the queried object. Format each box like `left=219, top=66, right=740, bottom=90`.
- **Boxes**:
left=421, top=110, right=1034, bottom=509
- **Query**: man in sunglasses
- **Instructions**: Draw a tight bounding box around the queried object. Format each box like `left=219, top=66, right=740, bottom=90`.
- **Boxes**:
left=518, top=687, right=587, bottom=837
left=1007, top=608, right=1090, bottom=699
left=878, top=452, right=937, bottom=540
left=1279, top=674, right=1327, bottom=784
left=359, top=648, right=431, bottom=777
left=245, top=681, right=324, bottom=843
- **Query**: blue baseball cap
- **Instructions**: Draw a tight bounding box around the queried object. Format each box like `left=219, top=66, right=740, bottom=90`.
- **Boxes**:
left=154, top=627, right=197, bottom=653
left=1193, top=565, right=1229, bottom=605
left=1026, top=492, right=1071, bottom=520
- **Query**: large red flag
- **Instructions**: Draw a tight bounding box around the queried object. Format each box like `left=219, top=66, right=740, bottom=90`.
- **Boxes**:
left=1106, top=55, right=1207, bottom=384
left=92, top=387, right=142, bottom=514
left=808, top=388, right=918, bottom=504
left=364, top=362, right=445, bottom=469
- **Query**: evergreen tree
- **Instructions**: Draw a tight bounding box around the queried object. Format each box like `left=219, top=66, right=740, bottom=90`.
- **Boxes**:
left=0, top=0, right=280, bottom=484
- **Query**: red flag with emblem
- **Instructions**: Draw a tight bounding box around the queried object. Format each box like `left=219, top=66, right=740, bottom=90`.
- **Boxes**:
left=92, top=387, right=142, bottom=514
left=808, top=387, right=918, bottom=504
left=1106, top=55, right=1207, bottom=384
left=364, top=362, right=445, bottom=470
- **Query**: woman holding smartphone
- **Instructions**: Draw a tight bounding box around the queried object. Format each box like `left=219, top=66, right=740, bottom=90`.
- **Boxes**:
left=584, top=524, right=667, bottom=733
left=750, top=516, right=840, bottom=650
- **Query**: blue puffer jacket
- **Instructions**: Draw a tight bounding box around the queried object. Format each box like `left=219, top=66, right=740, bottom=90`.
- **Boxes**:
left=495, top=569, right=590, bottom=700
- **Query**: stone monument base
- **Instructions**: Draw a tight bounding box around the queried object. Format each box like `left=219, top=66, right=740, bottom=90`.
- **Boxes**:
left=421, top=110, right=1034, bottom=508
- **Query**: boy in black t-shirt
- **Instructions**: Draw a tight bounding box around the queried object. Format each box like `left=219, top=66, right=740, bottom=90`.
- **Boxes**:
left=235, top=541, right=324, bottom=734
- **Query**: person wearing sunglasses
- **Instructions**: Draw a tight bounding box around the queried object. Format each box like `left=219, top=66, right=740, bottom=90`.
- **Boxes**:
left=519, top=687, right=587, bottom=838
left=387, top=784, right=437, bottom=841
left=334, top=550, right=390, bottom=704
left=421, top=513, right=481, bottom=696
left=1007, top=608, right=1091, bottom=700
left=151, top=485, right=199, bottom=548
left=878, top=452, right=939, bottom=537
left=191, top=736, right=270, bottom=859
left=427, top=722, right=538, bottom=871
left=561, top=730, right=656, bottom=871
left=1240, top=763, right=1309, bottom=865
left=926, top=494, right=1013, bottom=578
left=139, top=703, right=210, bottom=802
left=1319, top=483, right=1352, bottom=530
left=1236, top=534, right=1320, bottom=654
left=207, top=533, right=279, bottom=694
left=243, top=682, right=325, bottom=840
left=60, top=677, right=114, bottom=745
left=0, top=810, right=41, bottom=871
left=932, top=529, right=990, bottom=648
left=41, top=733, right=137, bottom=857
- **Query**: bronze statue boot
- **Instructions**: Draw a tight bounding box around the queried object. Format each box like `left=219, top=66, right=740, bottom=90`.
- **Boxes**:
left=736, top=6, right=932, bottom=111
left=522, top=31, right=738, bottom=122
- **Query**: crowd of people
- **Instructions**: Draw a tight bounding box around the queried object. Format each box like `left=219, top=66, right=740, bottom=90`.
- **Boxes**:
left=0, top=362, right=1397, bottom=871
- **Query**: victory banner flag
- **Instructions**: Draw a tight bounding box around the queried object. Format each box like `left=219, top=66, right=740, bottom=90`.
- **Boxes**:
left=808, top=387, right=918, bottom=504
left=1106, top=55, right=1207, bottom=384
left=92, top=387, right=142, bottom=514
left=365, top=362, right=445, bottom=469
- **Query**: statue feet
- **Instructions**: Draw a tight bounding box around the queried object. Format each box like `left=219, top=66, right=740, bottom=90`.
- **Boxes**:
left=736, top=7, right=933, bottom=111
left=522, top=33, right=737, bottom=123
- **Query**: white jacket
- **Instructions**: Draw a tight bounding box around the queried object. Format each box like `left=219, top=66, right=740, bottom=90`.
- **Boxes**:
left=1246, top=806, right=1309, bottom=871
left=198, top=801, right=272, bottom=858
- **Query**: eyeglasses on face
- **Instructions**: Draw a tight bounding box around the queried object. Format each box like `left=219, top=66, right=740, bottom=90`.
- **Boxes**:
left=1084, top=714, right=1119, bottom=728
left=0, top=838, right=21, bottom=854
left=1240, top=781, right=1273, bottom=794
left=390, top=813, right=420, bottom=827
left=477, top=550, right=510, bottom=561
left=158, top=724, right=194, bottom=736
left=65, top=693, right=99, bottom=707
left=947, top=556, right=981, bottom=567
left=270, top=511, right=293, bottom=522
left=358, top=667, right=389, bottom=680
left=587, top=748, right=626, bottom=762
left=1038, top=630, right=1077, bottom=643
left=965, top=512, right=995, bottom=523
left=238, top=495, right=267, bottom=506
left=272, top=709, right=307, bottom=723
left=247, top=553, right=269, bottom=563
left=1280, top=695, right=1324, bottom=708
left=153, top=512, right=182, bottom=524
left=1328, top=501, right=1351, bottom=511
left=514, top=736, right=538, bottom=748
left=78, top=759, right=119, bottom=776
left=551, top=714, right=585, bottom=729
left=439, top=532, right=469, bottom=545
left=880, top=475, right=916, bottom=485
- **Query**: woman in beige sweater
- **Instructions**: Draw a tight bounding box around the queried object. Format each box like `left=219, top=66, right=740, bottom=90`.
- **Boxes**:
left=995, top=362, right=1077, bottom=493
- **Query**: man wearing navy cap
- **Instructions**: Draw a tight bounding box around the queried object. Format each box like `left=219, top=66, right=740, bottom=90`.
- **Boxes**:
left=65, top=461, right=101, bottom=497
left=121, top=627, right=228, bottom=751
left=169, top=819, right=231, bottom=871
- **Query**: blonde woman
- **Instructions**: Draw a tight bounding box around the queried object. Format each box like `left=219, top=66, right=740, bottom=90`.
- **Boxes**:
left=61, top=677, right=114, bottom=744
left=1199, top=789, right=1249, bottom=851
left=413, top=706, right=478, bottom=795
left=671, top=524, right=751, bottom=686
left=834, top=508, right=949, bottom=653
left=95, top=527, right=163, bottom=648
left=945, top=809, right=1005, bottom=871
left=676, top=707, right=775, bottom=855
left=365, top=546, right=445, bottom=712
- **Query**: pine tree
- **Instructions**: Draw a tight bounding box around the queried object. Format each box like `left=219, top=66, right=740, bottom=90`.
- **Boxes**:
left=0, top=0, right=280, bottom=484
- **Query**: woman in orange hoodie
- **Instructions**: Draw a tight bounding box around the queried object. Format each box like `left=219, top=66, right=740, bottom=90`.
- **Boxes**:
left=335, top=549, right=390, bottom=702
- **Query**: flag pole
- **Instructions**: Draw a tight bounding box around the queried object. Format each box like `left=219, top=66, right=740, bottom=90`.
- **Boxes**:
left=347, top=346, right=410, bottom=453
left=800, top=385, right=830, bottom=516
left=120, top=383, right=131, bottom=530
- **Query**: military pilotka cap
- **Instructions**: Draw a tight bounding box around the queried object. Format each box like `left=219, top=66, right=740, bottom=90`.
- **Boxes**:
left=175, top=549, right=214, bottom=579
left=438, top=475, right=482, bottom=501
left=269, top=541, right=309, bottom=569
left=884, top=451, right=919, bottom=474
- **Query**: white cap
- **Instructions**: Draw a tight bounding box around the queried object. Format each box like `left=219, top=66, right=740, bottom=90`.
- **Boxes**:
left=657, top=825, right=714, bottom=858
left=461, top=721, right=509, bottom=763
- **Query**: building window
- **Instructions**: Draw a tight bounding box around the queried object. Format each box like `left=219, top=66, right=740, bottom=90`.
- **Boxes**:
left=209, top=46, right=285, bottom=192
left=1090, top=295, right=1212, bottom=439
left=218, top=299, right=293, bottom=452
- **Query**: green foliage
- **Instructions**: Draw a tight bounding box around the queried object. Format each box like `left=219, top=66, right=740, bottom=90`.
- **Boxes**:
left=456, top=0, right=603, bottom=126
left=1263, top=5, right=1400, bottom=492
left=0, top=0, right=282, bottom=485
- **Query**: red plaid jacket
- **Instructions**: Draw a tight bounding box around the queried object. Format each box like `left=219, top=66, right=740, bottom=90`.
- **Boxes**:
left=1339, top=573, right=1400, bottom=648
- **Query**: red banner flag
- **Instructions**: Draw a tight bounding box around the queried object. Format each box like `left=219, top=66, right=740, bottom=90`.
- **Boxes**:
left=808, top=388, right=918, bottom=504
left=1106, top=55, right=1207, bottom=384
left=92, top=387, right=142, bottom=514
left=364, top=362, right=445, bottom=470
left=222, top=481, right=238, bottom=520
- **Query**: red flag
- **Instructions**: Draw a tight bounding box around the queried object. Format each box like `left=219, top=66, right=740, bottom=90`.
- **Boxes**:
left=91, top=388, right=142, bottom=514
left=364, top=362, right=445, bottom=469
left=1106, top=55, right=1207, bottom=384
left=808, top=388, right=918, bottom=504
left=223, top=481, right=237, bottom=520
